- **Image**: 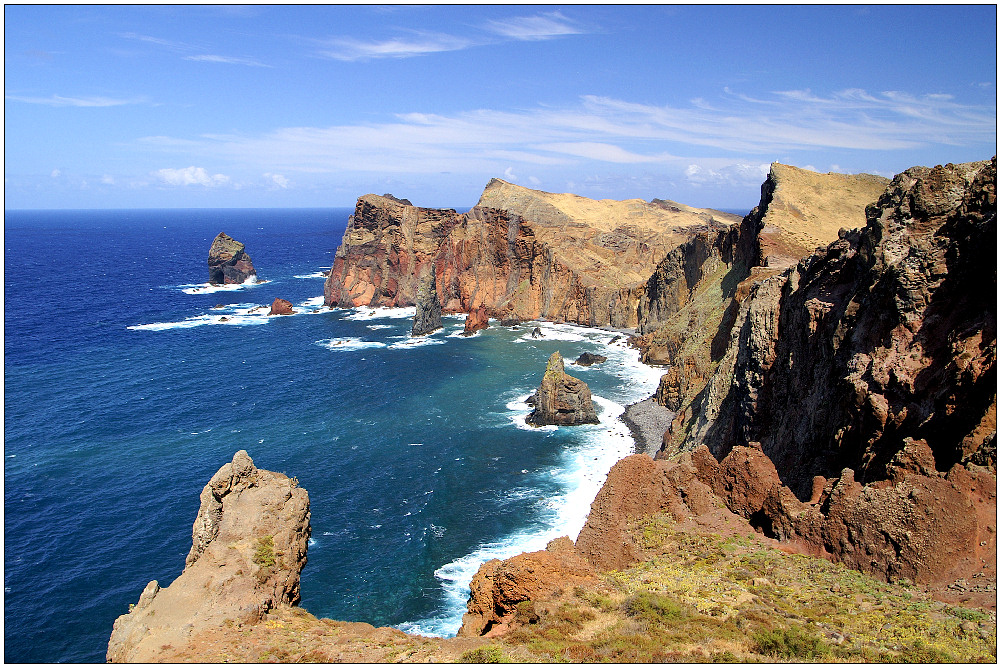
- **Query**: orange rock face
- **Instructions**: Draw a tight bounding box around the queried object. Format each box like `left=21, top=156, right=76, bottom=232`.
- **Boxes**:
left=268, top=298, right=294, bottom=315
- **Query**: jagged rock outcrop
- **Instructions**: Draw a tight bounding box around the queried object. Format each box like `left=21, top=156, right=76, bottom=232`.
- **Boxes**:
left=411, top=269, right=442, bottom=336
left=107, top=451, right=310, bottom=663
left=458, top=537, right=595, bottom=637
left=669, top=159, right=997, bottom=490
left=324, top=182, right=741, bottom=328
left=462, top=306, right=489, bottom=336
left=269, top=298, right=294, bottom=316
left=208, top=232, right=257, bottom=284
left=526, top=351, right=600, bottom=426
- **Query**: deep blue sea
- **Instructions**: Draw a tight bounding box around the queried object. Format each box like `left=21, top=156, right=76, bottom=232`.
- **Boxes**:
left=3, top=208, right=664, bottom=663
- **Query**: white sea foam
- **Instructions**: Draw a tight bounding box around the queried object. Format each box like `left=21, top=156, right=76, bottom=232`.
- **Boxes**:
left=366, top=324, right=395, bottom=330
left=293, top=271, right=328, bottom=279
left=387, top=336, right=446, bottom=350
left=315, top=337, right=387, bottom=351
left=178, top=276, right=264, bottom=295
left=129, top=295, right=329, bottom=331
left=343, top=306, right=416, bottom=321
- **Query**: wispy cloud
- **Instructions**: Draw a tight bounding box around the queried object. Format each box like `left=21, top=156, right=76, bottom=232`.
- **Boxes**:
left=119, top=32, right=197, bottom=52
left=484, top=11, right=583, bottom=41
left=183, top=54, right=272, bottom=67
left=5, top=94, right=149, bottom=107
left=155, top=166, right=230, bottom=187
left=316, top=10, right=587, bottom=61
left=318, top=32, right=471, bottom=61
left=138, top=88, right=995, bottom=184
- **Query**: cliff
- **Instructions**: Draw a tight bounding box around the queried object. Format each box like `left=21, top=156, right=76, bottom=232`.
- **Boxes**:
left=323, top=182, right=741, bottom=328
left=107, top=451, right=310, bottom=662
left=208, top=232, right=257, bottom=284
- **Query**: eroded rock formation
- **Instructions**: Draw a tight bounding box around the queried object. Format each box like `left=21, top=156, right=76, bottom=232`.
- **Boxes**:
left=107, top=451, right=310, bottom=663
left=208, top=232, right=257, bottom=284
left=526, top=351, right=600, bottom=426
left=411, top=269, right=442, bottom=336
left=324, top=182, right=741, bottom=327
left=574, top=352, right=606, bottom=366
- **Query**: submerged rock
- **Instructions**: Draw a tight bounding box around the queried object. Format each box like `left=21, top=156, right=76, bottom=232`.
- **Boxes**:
left=411, top=269, right=442, bottom=336
left=268, top=298, right=294, bottom=316
left=208, top=232, right=257, bottom=284
left=526, top=351, right=599, bottom=426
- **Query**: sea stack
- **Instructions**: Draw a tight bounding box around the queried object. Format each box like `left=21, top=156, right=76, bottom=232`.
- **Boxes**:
left=526, top=351, right=600, bottom=426
left=411, top=269, right=442, bottom=336
left=208, top=232, right=257, bottom=285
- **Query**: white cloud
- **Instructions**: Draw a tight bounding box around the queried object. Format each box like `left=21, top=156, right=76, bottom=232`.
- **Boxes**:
left=6, top=94, right=148, bottom=107
left=184, top=54, right=271, bottom=67
left=101, top=174, right=116, bottom=185
left=50, top=169, right=61, bottom=178
left=684, top=162, right=770, bottom=187
left=155, top=166, right=230, bottom=187
left=264, top=172, right=290, bottom=188
left=484, top=11, right=583, bottom=41
left=137, top=88, right=995, bottom=182
left=503, top=167, right=518, bottom=181
left=319, top=32, right=471, bottom=61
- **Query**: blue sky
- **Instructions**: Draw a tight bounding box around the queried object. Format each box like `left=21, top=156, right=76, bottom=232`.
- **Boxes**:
left=4, top=4, right=997, bottom=210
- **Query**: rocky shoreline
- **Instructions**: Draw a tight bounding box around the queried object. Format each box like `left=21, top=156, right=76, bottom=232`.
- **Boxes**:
left=620, top=397, right=675, bottom=457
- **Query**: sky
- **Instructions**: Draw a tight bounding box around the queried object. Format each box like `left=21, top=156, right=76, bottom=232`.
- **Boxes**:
left=4, top=4, right=997, bottom=210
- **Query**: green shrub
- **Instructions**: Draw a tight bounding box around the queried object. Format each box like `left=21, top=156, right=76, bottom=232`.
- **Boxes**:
left=458, top=644, right=511, bottom=663
left=621, top=591, right=689, bottom=626
left=254, top=535, right=276, bottom=568
left=752, top=625, right=827, bottom=659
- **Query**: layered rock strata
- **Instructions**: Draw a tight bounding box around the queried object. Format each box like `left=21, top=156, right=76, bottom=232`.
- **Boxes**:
left=208, top=232, right=257, bottom=284
left=411, top=269, right=442, bottom=336
left=324, top=182, right=741, bottom=328
left=107, top=451, right=310, bottom=663
left=526, top=351, right=599, bottom=426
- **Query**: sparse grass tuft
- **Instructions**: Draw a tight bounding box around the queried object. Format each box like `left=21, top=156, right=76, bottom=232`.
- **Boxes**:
left=459, top=644, right=512, bottom=663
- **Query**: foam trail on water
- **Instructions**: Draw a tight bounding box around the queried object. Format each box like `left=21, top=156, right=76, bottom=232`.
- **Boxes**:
left=129, top=295, right=329, bottom=331
left=344, top=306, right=416, bottom=321
left=293, top=271, right=328, bottom=279
left=315, top=337, right=387, bottom=352
left=178, top=276, right=263, bottom=295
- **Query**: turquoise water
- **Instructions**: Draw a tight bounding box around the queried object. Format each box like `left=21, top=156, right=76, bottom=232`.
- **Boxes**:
left=3, top=208, right=662, bottom=662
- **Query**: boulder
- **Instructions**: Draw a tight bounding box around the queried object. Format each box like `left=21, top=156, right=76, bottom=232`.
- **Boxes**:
left=268, top=298, right=294, bottom=316
left=208, top=232, right=257, bottom=284
left=526, top=351, right=599, bottom=426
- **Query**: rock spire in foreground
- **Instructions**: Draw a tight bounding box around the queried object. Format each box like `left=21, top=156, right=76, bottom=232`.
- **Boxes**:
left=526, top=351, right=600, bottom=426
left=107, top=451, right=310, bottom=663
left=208, top=232, right=257, bottom=284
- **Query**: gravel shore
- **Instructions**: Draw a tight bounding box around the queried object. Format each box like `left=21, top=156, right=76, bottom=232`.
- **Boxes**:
left=620, top=397, right=675, bottom=457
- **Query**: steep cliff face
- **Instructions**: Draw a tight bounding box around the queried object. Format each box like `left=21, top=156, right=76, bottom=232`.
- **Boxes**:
left=671, top=159, right=996, bottom=493
left=526, top=351, right=600, bottom=426
left=107, top=451, right=310, bottom=663
left=324, top=181, right=741, bottom=328
left=635, top=164, right=888, bottom=419
left=411, top=268, right=443, bottom=336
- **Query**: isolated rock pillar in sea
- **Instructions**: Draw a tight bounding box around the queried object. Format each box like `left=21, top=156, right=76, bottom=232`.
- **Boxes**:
left=526, top=351, right=600, bottom=426
left=208, top=232, right=257, bottom=284
left=268, top=298, right=294, bottom=316
left=411, top=268, right=443, bottom=336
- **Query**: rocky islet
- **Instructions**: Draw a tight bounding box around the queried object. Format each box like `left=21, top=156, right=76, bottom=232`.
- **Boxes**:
left=208, top=232, right=257, bottom=285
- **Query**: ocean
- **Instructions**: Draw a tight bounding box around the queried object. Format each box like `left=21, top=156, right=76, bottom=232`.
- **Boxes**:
left=3, top=208, right=663, bottom=663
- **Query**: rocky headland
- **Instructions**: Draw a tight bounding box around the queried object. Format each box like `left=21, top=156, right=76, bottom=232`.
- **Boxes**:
left=323, top=181, right=741, bottom=328
left=112, top=159, right=996, bottom=663
left=208, top=232, right=257, bottom=284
